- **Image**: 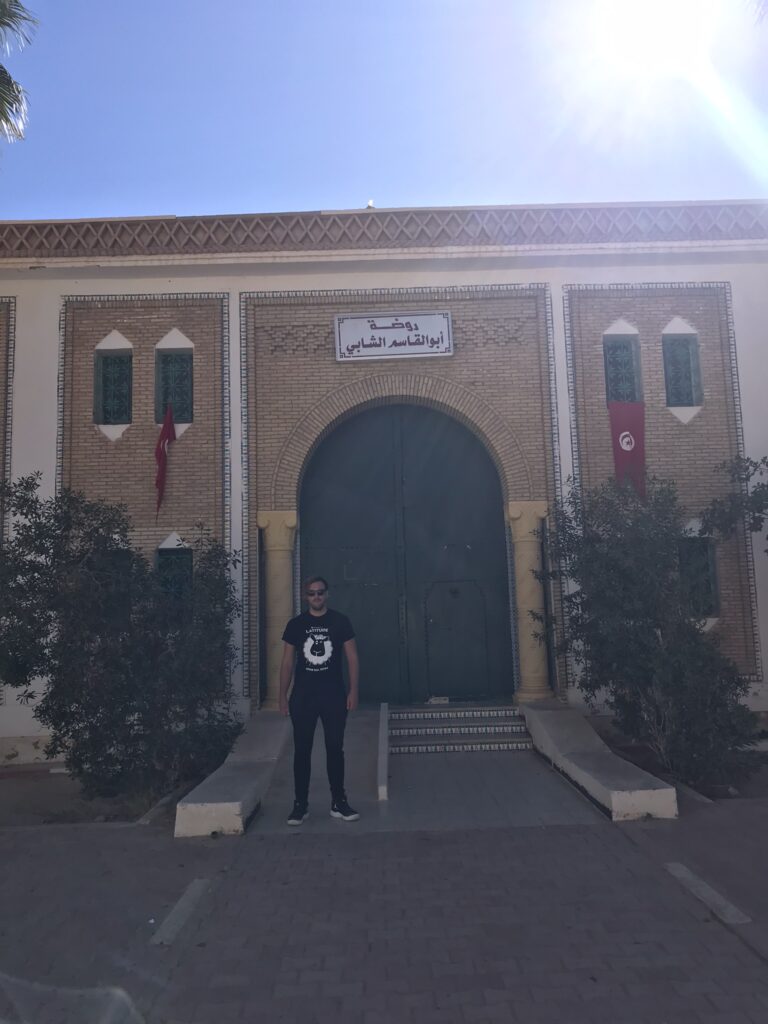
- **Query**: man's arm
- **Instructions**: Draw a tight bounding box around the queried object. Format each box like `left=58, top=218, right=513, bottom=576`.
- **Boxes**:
left=278, top=642, right=296, bottom=716
left=343, top=637, right=359, bottom=712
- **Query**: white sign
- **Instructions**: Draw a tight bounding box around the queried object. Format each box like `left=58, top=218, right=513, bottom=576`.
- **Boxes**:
left=335, top=312, right=453, bottom=361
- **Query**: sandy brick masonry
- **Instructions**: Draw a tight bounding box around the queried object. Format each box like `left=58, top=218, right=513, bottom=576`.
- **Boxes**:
left=565, top=283, right=758, bottom=676
left=61, top=296, right=225, bottom=555
left=245, top=284, right=556, bottom=699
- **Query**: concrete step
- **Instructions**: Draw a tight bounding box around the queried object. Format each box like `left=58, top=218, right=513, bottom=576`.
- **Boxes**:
left=389, top=735, right=534, bottom=754
left=389, top=722, right=529, bottom=738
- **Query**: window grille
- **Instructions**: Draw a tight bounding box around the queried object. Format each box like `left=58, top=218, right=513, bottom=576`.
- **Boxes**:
left=94, top=352, right=132, bottom=424
left=663, top=335, right=702, bottom=407
left=678, top=538, right=718, bottom=618
left=603, top=336, right=641, bottom=403
left=156, top=351, right=193, bottom=423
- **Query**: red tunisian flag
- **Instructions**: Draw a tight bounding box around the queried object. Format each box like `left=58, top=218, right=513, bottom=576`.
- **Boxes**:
left=155, top=403, right=176, bottom=517
left=607, top=401, right=646, bottom=497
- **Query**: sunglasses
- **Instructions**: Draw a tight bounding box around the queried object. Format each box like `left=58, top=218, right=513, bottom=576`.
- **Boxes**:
left=306, top=588, right=327, bottom=597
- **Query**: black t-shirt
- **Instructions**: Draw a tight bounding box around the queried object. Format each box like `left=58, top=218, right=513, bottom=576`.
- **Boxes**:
left=282, top=609, right=355, bottom=692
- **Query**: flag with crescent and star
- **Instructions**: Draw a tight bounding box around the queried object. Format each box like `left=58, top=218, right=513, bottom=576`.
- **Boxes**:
left=155, top=403, right=176, bottom=518
left=607, top=401, right=645, bottom=496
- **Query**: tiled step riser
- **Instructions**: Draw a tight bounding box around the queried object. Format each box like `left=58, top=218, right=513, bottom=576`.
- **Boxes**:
left=390, top=708, right=522, bottom=722
left=390, top=740, right=534, bottom=754
left=390, top=724, right=529, bottom=738
left=388, top=704, right=533, bottom=754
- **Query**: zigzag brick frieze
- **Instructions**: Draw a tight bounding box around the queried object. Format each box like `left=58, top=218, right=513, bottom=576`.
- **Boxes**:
left=2, top=202, right=768, bottom=260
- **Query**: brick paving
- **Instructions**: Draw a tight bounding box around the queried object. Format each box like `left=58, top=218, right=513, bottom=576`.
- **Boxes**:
left=2, top=757, right=768, bottom=1023
left=148, top=822, right=768, bottom=1024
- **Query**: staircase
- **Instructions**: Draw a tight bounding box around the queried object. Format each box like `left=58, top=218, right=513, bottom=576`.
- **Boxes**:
left=388, top=703, right=534, bottom=755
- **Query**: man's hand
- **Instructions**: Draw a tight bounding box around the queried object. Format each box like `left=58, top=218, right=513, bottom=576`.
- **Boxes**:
left=278, top=642, right=295, bottom=717
left=343, top=638, right=359, bottom=713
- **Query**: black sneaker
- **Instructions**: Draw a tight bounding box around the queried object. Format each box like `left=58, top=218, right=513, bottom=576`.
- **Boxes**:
left=287, top=801, right=308, bottom=826
left=330, top=797, right=360, bottom=822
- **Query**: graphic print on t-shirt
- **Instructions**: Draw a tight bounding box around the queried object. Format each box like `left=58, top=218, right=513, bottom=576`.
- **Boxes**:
left=303, top=628, right=333, bottom=669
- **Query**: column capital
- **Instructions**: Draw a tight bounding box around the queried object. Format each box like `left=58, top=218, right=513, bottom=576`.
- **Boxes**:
left=506, top=500, right=548, bottom=541
left=257, top=509, right=298, bottom=551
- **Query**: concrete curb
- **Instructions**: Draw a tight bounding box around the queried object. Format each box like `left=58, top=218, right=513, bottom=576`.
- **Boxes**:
left=377, top=703, right=389, bottom=801
left=521, top=705, right=678, bottom=821
left=174, top=713, right=292, bottom=838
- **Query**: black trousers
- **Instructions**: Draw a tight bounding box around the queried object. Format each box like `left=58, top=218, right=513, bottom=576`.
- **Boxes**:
left=289, top=685, right=347, bottom=804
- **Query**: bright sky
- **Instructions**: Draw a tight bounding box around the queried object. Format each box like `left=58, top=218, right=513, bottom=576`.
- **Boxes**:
left=1, top=0, right=767, bottom=221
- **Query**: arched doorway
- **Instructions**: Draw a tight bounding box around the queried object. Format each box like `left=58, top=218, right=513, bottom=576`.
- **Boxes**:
left=299, top=404, right=514, bottom=704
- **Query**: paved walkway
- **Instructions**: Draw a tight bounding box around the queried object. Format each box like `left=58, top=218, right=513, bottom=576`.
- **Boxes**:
left=252, top=709, right=601, bottom=833
left=2, top=710, right=768, bottom=1023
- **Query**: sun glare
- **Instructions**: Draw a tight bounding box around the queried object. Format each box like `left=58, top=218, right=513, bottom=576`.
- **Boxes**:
left=546, top=0, right=768, bottom=187
left=586, top=0, right=724, bottom=86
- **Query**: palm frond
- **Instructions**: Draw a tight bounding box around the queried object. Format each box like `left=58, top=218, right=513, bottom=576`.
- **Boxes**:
left=0, top=1, right=37, bottom=54
left=0, top=62, right=27, bottom=140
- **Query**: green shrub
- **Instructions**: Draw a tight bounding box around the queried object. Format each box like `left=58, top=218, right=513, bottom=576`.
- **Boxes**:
left=541, top=477, right=756, bottom=787
left=1, top=476, right=242, bottom=798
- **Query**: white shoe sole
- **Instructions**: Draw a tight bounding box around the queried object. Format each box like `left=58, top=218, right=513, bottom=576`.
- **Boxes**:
left=287, top=812, right=309, bottom=826
left=330, top=809, right=360, bottom=821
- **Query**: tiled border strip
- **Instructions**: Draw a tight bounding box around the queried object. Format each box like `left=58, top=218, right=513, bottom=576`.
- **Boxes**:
left=722, top=283, right=763, bottom=683
left=0, top=298, right=15, bottom=707
left=1, top=298, right=16, bottom=531
left=238, top=293, right=252, bottom=699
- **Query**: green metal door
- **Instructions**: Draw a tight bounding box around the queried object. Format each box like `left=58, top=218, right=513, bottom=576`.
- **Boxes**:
left=299, top=404, right=513, bottom=704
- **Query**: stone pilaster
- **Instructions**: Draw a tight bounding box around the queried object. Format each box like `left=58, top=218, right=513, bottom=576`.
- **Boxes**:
left=507, top=501, right=553, bottom=703
left=257, top=510, right=297, bottom=709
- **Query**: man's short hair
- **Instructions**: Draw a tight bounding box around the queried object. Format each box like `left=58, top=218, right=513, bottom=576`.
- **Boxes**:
left=304, top=575, right=329, bottom=592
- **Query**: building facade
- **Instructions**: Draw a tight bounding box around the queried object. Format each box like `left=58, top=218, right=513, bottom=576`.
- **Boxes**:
left=0, top=201, right=766, bottom=758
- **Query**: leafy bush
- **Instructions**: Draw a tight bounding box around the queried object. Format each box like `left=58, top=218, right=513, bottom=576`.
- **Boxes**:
left=1, top=476, right=242, bottom=798
left=540, top=477, right=756, bottom=787
left=702, top=455, right=768, bottom=552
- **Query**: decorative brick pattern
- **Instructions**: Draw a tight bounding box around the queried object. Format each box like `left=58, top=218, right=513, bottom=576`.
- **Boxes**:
left=60, top=295, right=226, bottom=555
left=3, top=201, right=768, bottom=260
left=564, top=283, right=759, bottom=678
left=244, top=284, right=557, bottom=700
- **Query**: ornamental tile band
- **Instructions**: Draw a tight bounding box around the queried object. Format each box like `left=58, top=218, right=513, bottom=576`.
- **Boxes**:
left=2, top=201, right=768, bottom=260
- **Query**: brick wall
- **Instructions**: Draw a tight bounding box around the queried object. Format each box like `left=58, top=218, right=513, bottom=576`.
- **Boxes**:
left=61, top=296, right=225, bottom=554
left=565, top=283, right=758, bottom=676
left=244, top=284, right=556, bottom=696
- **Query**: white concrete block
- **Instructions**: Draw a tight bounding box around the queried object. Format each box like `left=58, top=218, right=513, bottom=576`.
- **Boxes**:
left=521, top=705, right=678, bottom=821
left=174, top=713, right=291, bottom=838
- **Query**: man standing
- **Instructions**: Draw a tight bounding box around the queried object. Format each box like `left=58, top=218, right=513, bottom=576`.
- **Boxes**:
left=279, top=576, right=360, bottom=825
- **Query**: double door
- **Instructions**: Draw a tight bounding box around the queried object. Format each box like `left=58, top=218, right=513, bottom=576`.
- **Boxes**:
left=299, top=405, right=513, bottom=704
